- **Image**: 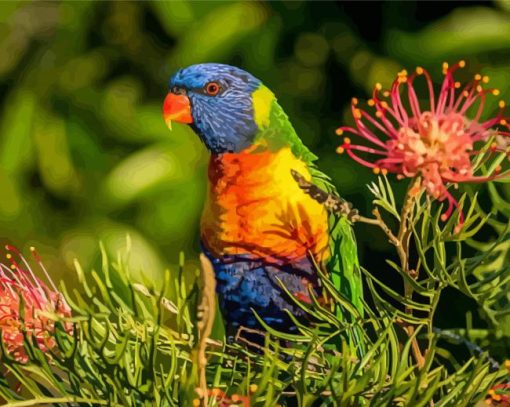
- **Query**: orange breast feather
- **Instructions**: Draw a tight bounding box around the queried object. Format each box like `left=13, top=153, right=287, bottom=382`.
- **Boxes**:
left=201, top=146, right=330, bottom=264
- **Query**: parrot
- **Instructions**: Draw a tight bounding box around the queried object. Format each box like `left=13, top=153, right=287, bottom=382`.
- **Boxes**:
left=162, top=63, right=363, bottom=341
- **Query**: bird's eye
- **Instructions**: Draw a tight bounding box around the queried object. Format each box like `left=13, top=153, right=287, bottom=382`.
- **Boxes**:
left=205, top=82, right=221, bottom=96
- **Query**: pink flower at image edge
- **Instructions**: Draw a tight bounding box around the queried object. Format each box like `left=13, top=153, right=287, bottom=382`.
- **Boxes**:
left=0, top=245, right=72, bottom=363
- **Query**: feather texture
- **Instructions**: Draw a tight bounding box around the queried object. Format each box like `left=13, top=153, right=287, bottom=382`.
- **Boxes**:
left=167, top=64, right=363, bottom=337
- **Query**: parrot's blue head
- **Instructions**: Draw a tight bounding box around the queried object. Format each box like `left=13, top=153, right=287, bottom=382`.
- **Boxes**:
left=163, top=63, right=263, bottom=154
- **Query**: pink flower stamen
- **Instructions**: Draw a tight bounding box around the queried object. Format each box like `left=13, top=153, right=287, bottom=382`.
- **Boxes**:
left=336, top=61, right=510, bottom=230
left=0, top=247, right=72, bottom=363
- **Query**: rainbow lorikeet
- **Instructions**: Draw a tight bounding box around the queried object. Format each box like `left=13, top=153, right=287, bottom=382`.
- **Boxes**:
left=163, top=63, right=362, bottom=339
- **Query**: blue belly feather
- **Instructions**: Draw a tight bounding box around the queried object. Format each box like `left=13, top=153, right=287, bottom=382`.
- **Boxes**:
left=202, top=247, right=319, bottom=337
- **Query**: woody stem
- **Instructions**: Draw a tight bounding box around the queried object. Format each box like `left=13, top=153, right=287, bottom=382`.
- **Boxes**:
left=376, top=178, right=425, bottom=368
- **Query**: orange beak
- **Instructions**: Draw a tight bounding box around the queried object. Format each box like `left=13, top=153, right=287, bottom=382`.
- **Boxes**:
left=162, top=93, right=193, bottom=130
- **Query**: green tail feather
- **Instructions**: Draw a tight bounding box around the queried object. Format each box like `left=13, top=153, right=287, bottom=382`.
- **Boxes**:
left=327, top=214, right=365, bottom=357
left=309, top=168, right=364, bottom=315
left=327, top=216, right=363, bottom=317
left=310, top=168, right=365, bottom=355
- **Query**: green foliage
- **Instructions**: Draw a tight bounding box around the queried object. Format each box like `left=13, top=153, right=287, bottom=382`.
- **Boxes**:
left=1, top=0, right=510, bottom=296
left=1, top=171, right=509, bottom=405
left=0, top=1, right=509, bottom=366
left=1, top=2, right=510, bottom=405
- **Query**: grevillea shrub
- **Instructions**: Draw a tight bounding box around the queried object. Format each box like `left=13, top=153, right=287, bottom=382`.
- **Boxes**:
left=0, top=63, right=509, bottom=406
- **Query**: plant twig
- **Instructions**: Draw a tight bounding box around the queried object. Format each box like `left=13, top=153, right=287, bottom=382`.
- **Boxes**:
left=397, top=178, right=421, bottom=275
left=397, top=179, right=425, bottom=368
left=291, top=169, right=386, bottom=226
left=235, top=326, right=267, bottom=352
left=372, top=207, right=399, bottom=246
left=195, top=254, right=217, bottom=406
left=291, top=169, right=365, bottom=223
left=371, top=178, right=425, bottom=367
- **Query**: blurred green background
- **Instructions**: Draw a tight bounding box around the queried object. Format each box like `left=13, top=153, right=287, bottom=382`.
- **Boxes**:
left=1, top=0, right=510, bottom=322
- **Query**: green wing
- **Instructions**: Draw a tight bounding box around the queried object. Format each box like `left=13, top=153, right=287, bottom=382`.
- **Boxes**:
left=310, top=167, right=364, bottom=318
left=310, top=168, right=365, bottom=356
left=327, top=215, right=364, bottom=317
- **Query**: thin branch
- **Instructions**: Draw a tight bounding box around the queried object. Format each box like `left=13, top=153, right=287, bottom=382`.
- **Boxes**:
left=395, top=178, right=425, bottom=368
left=356, top=215, right=382, bottom=226
left=369, top=179, right=426, bottom=368
left=195, top=254, right=217, bottom=406
left=397, top=178, right=421, bottom=275
left=372, top=207, right=400, bottom=247
left=291, top=169, right=364, bottom=222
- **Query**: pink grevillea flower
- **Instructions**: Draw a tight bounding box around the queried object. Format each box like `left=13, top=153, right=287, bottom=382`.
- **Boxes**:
left=336, top=61, right=510, bottom=227
left=0, top=245, right=72, bottom=363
